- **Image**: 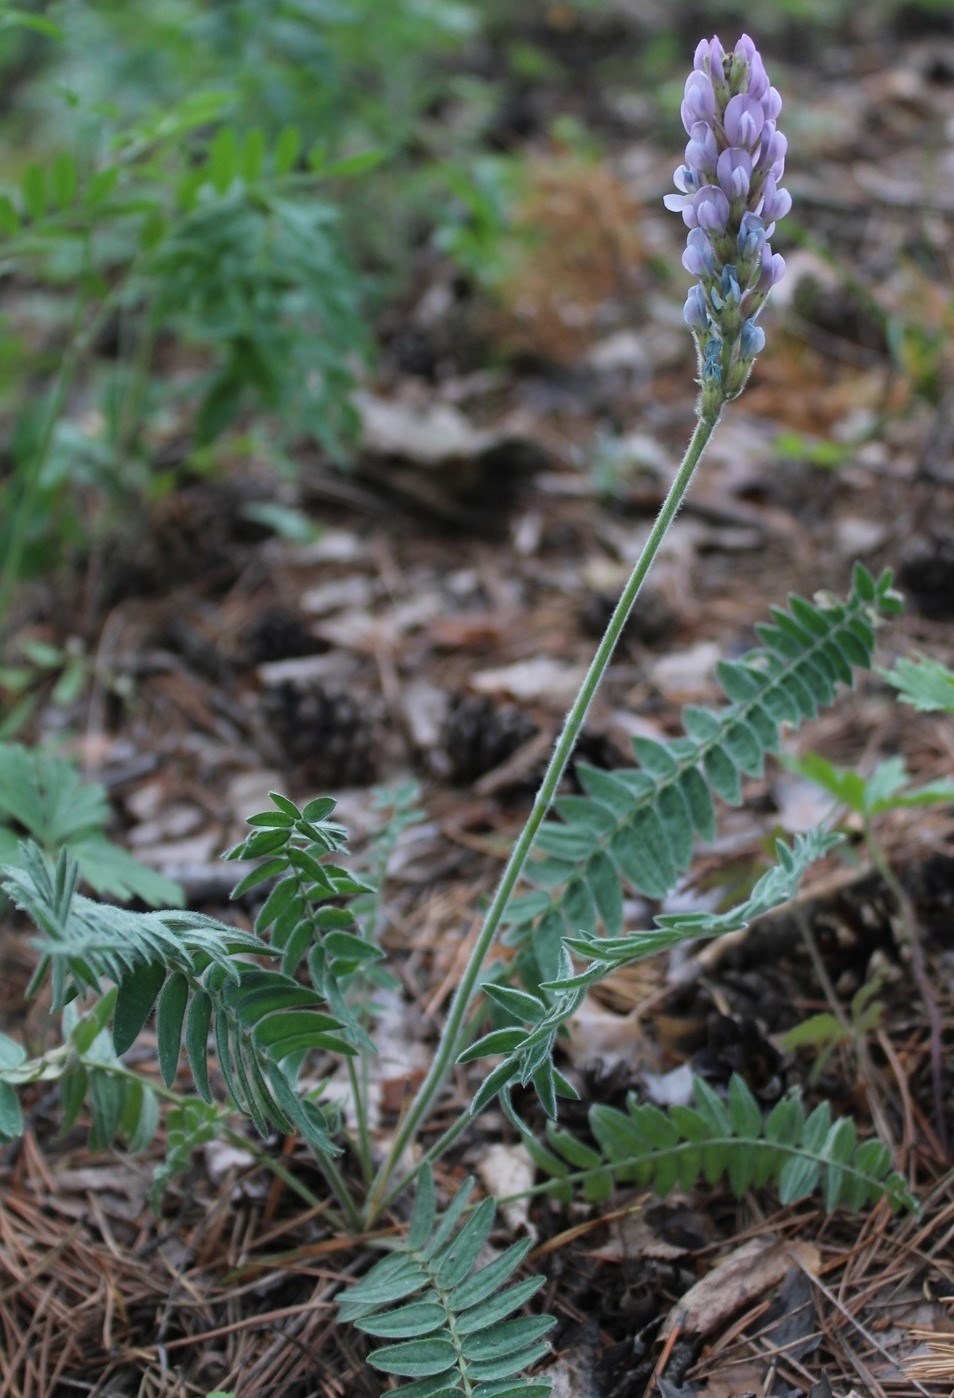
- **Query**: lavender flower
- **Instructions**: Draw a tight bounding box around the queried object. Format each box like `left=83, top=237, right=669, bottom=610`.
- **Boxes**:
left=665, top=34, right=790, bottom=412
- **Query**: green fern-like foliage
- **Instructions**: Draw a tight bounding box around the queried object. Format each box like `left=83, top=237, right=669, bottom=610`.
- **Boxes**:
left=0, top=787, right=418, bottom=1163
left=554, top=827, right=843, bottom=988
left=350, top=780, right=425, bottom=939
left=0, top=841, right=350, bottom=1157
left=225, top=790, right=396, bottom=1054
left=0, top=742, right=182, bottom=906
left=340, top=1167, right=554, bottom=1398
left=503, top=1074, right=916, bottom=1215
left=463, top=829, right=840, bottom=1117
left=503, top=565, right=902, bottom=985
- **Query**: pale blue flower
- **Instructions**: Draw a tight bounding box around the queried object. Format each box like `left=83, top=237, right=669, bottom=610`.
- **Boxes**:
left=684, top=284, right=709, bottom=329
left=740, top=319, right=766, bottom=358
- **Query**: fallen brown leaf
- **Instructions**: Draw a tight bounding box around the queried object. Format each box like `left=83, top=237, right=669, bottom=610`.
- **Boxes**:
left=661, top=1236, right=822, bottom=1339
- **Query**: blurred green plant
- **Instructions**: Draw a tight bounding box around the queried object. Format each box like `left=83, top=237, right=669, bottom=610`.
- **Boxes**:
left=0, top=636, right=93, bottom=738
left=433, top=154, right=525, bottom=288
left=785, top=749, right=954, bottom=826
left=0, top=79, right=371, bottom=612
left=774, top=430, right=855, bottom=470
left=882, top=655, right=954, bottom=714
left=34, top=0, right=477, bottom=156
left=0, top=742, right=182, bottom=905
left=6, top=0, right=487, bottom=287
left=0, top=0, right=570, bottom=613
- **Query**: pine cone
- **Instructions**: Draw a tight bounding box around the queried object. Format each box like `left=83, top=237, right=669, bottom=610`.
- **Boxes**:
left=441, top=694, right=538, bottom=784
left=898, top=530, right=954, bottom=620
left=262, top=680, right=380, bottom=787
left=242, top=606, right=322, bottom=665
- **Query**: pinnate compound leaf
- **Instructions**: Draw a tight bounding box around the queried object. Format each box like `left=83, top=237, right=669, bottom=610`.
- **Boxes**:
left=728, top=1074, right=762, bottom=1138
left=228, top=857, right=287, bottom=896
left=467, top=1343, right=552, bottom=1383
left=472, top=1386, right=552, bottom=1398
left=121, top=1078, right=160, bottom=1153
left=509, top=573, right=898, bottom=990
left=482, top=985, right=546, bottom=1022
left=455, top=1277, right=545, bottom=1335
left=301, top=796, right=338, bottom=824
left=422, top=1179, right=475, bottom=1260
left=89, top=1069, right=124, bottom=1149
left=407, top=1164, right=437, bottom=1251
left=557, top=828, right=841, bottom=986
left=469, top=1057, right=519, bottom=1116
left=462, top=1317, right=555, bottom=1362
left=369, top=1338, right=459, bottom=1377
left=339, top=1254, right=429, bottom=1318
left=58, top=1062, right=88, bottom=1134
left=2, top=834, right=358, bottom=1156
left=0, top=1034, right=25, bottom=1073
left=255, top=876, right=299, bottom=930
left=458, top=1028, right=530, bottom=1063
left=778, top=1152, right=821, bottom=1204
left=433, top=1199, right=496, bottom=1289
left=532, top=1075, right=915, bottom=1216
left=343, top=1169, right=552, bottom=1397
left=185, top=989, right=214, bottom=1101
left=387, top=1384, right=460, bottom=1398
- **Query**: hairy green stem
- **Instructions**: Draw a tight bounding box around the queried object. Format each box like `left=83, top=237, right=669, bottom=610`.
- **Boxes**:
left=366, top=405, right=723, bottom=1222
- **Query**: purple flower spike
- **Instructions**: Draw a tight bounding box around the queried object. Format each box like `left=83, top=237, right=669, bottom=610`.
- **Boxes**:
left=737, top=211, right=766, bottom=260
left=740, top=319, right=765, bottom=358
left=694, top=37, right=725, bottom=84
left=666, top=33, right=790, bottom=409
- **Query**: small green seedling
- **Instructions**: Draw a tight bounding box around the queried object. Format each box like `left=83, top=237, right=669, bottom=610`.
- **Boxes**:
left=779, top=974, right=886, bottom=1085
left=881, top=655, right=954, bottom=715
left=785, top=750, right=954, bottom=825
